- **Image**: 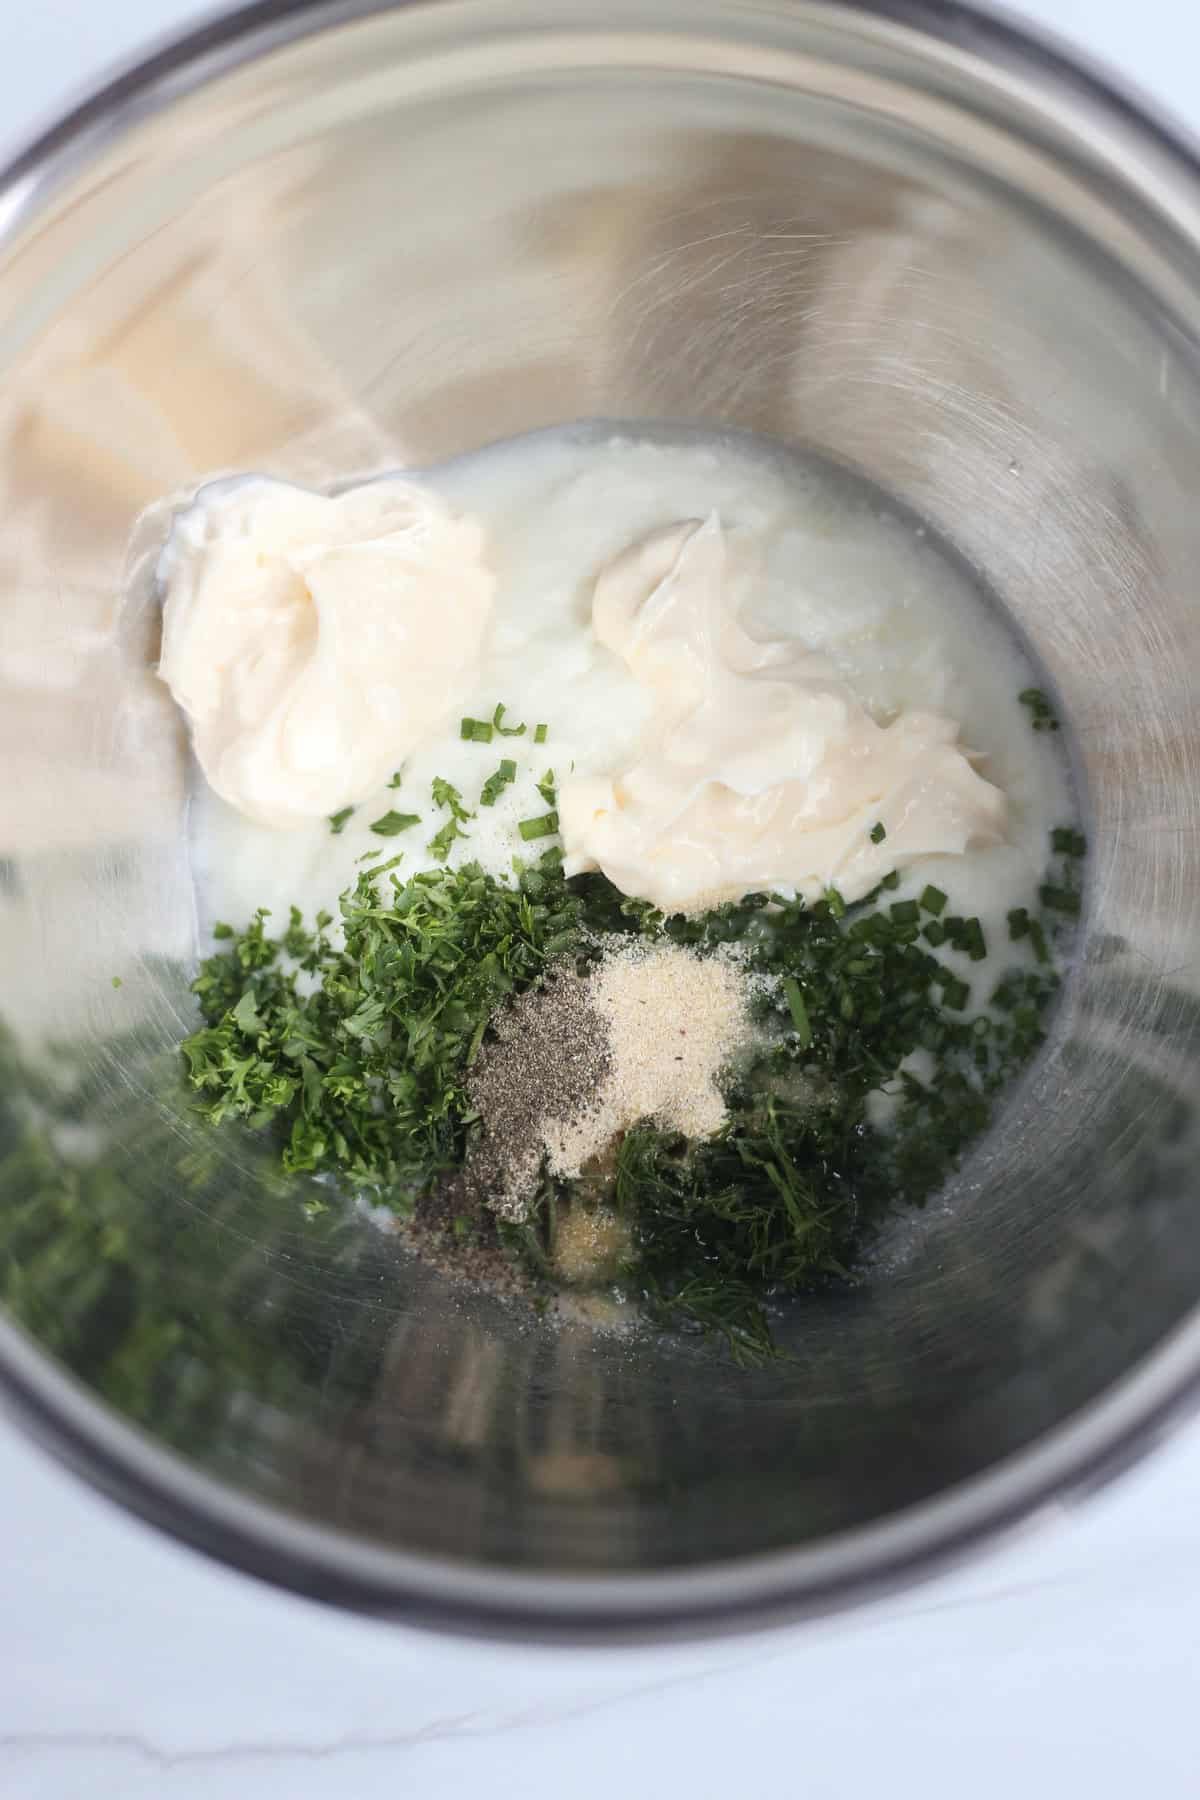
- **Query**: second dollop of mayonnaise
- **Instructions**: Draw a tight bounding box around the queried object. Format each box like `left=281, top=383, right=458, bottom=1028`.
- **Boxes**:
left=558, top=515, right=1006, bottom=913
left=158, top=478, right=494, bottom=828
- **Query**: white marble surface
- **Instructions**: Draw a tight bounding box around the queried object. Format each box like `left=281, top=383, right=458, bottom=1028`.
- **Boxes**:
left=3, top=1, right=1200, bottom=1795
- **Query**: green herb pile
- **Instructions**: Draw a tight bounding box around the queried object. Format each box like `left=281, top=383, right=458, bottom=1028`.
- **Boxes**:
left=180, top=803, right=1084, bottom=1360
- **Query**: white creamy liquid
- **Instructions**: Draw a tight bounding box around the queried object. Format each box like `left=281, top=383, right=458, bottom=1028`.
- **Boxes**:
left=177, top=423, right=1074, bottom=1013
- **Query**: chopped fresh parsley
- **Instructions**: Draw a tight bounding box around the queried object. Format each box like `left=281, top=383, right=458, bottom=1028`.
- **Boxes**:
left=369, top=810, right=421, bottom=837
left=431, top=777, right=472, bottom=823
left=426, top=778, right=474, bottom=860
left=181, top=788, right=1085, bottom=1361
left=1019, top=687, right=1060, bottom=733
left=182, top=851, right=581, bottom=1197
left=479, top=759, right=517, bottom=807
left=428, top=816, right=468, bottom=861
left=328, top=807, right=355, bottom=835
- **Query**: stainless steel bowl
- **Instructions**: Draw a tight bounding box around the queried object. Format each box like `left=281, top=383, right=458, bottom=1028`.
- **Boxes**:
left=2, top=0, right=1200, bottom=1641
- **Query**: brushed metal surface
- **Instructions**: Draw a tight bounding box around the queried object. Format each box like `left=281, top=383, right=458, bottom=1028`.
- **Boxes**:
left=1, top=0, right=1200, bottom=1638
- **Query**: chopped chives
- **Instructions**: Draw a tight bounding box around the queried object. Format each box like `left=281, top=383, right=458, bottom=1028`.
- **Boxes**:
left=492, top=703, right=527, bottom=738
left=460, top=717, right=494, bottom=744
left=920, top=885, right=948, bottom=916
left=537, top=769, right=557, bottom=807
left=369, top=810, right=421, bottom=837
left=534, top=723, right=549, bottom=744
left=1007, top=907, right=1030, bottom=942
left=1029, top=919, right=1050, bottom=964
left=1051, top=826, right=1087, bottom=858
left=782, top=977, right=811, bottom=1047
left=889, top=900, right=920, bottom=926
left=942, top=975, right=970, bottom=1011
left=880, top=870, right=901, bottom=891
left=518, top=810, right=559, bottom=841
left=1040, top=884, right=1081, bottom=916
left=869, top=821, right=887, bottom=845
left=922, top=920, right=946, bottom=947
left=963, top=919, right=987, bottom=962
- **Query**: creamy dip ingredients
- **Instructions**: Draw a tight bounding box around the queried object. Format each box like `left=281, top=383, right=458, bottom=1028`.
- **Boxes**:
left=180, top=428, right=1070, bottom=985
left=159, top=477, right=494, bottom=827
left=559, top=514, right=1006, bottom=913
left=163, top=423, right=1084, bottom=1358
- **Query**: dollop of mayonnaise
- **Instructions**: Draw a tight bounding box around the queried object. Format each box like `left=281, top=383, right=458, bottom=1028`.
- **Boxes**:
left=158, top=478, right=494, bottom=827
left=558, top=515, right=1006, bottom=912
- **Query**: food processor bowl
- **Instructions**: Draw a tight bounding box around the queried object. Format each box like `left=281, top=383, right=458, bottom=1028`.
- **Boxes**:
left=2, top=0, right=1200, bottom=1639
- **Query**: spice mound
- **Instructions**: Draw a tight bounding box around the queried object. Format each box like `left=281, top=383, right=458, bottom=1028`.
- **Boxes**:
left=466, top=938, right=755, bottom=1219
